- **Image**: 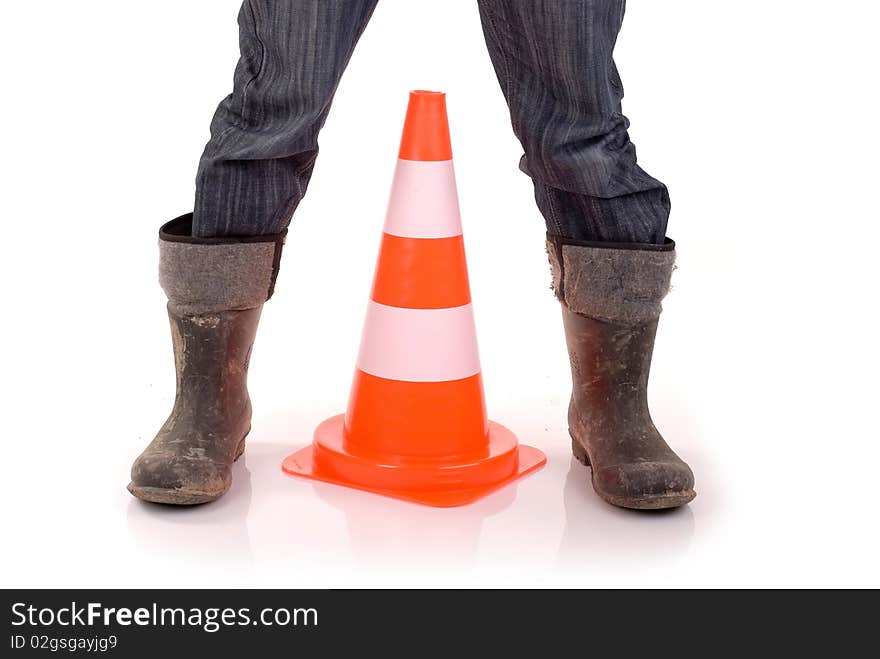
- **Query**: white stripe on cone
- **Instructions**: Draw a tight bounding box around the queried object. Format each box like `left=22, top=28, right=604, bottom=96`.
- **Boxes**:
left=383, top=160, right=463, bottom=239
left=356, top=301, right=482, bottom=383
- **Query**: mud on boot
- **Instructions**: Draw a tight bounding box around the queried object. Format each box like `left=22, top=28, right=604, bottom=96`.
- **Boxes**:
left=128, top=214, right=285, bottom=506
left=548, top=235, right=695, bottom=511
left=129, top=306, right=261, bottom=505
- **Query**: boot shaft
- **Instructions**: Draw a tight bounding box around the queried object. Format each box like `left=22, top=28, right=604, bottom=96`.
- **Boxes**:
left=167, top=305, right=262, bottom=422
left=562, top=307, right=657, bottom=430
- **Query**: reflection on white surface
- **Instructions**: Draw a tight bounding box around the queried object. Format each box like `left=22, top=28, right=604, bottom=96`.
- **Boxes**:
left=7, top=384, right=880, bottom=588
left=126, top=459, right=255, bottom=567
left=238, top=439, right=526, bottom=570
left=119, top=425, right=697, bottom=587
left=557, top=457, right=695, bottom=566
left=311, top=474, right=517, bottom=565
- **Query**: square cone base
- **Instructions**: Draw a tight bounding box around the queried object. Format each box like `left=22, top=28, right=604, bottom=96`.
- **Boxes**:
left=282, top=415, right=546, bottom=508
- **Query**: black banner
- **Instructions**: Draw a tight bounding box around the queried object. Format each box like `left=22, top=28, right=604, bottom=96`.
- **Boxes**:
left=1, top=589, right=874, bottom=656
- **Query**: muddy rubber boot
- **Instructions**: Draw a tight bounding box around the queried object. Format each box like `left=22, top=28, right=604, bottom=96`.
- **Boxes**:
left=547, top=236, right=695, bottom=510
left=128, top=214, right=285, bottom=505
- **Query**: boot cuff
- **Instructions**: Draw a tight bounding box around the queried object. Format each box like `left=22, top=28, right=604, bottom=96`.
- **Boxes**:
left=547, top=236, right=676, bottom=325
left=159, top=214, right=287, bottom=315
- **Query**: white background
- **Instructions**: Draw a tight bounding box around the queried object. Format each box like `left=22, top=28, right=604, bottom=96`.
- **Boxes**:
left=2, top=1, right=878, bottom=588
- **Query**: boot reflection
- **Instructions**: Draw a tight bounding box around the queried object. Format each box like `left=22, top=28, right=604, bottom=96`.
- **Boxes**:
left=126, top=457, right=254, bottom=568
left=557, top=457, right=694, bottom=565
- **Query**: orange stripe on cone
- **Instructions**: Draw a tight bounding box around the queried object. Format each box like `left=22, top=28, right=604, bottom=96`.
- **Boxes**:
left=371, top=234, right=471, bottom=309
left=344, top=371, right=488, bottom=461
left=398, top=90, right=452, bottom=161
left=282, top=91, right=546, bottom=507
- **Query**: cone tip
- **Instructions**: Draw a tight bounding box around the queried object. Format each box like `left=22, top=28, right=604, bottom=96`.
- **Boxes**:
left=399, top=90, right=452, bottom=161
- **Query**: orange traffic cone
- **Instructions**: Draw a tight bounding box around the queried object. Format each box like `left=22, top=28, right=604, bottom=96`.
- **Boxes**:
left=282, top=90, right=546, bottom=507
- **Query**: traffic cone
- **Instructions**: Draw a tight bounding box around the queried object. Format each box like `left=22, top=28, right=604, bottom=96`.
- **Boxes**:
left=282, top=90, right=546, bottom=507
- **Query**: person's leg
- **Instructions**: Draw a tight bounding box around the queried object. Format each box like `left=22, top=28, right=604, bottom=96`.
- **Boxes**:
left=130, top=1, right=378, bottom=505
left=194, top=0, right=379, bottom=237
left=477, top=0, right=668, bottom=244
left=478, top=0, right=695, bottom=510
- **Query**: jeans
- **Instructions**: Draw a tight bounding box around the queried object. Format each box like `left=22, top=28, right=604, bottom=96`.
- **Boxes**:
left=194, top=0, right=669, bottom=244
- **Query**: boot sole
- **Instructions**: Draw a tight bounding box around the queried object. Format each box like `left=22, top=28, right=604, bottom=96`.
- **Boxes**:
left=571, top=435, right=696, bottom=511
left=127, top=432, right=249, bottom=506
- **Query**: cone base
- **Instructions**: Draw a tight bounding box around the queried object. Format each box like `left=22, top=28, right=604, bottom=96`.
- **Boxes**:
left=282, top=415, right=546, bottom=507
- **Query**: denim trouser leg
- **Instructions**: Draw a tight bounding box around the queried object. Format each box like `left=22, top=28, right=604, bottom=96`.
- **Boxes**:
left=477, top=0, right=670, bottom=244
left=193, top=0, right=378, bottom=238
left=194, top=0, right=668, bottom=245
